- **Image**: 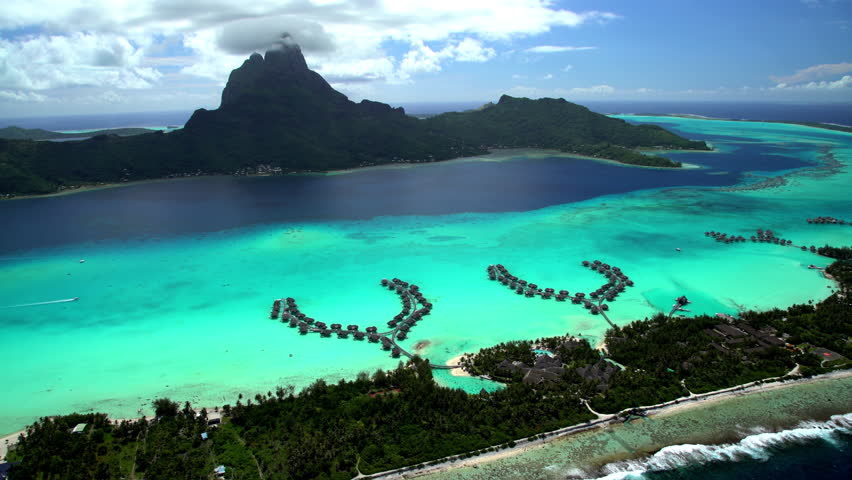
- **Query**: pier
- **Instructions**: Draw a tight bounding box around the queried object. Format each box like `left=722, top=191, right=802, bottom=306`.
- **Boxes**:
left=486, top=260, right=636, bottom=328
left=267, top=261, right=639, bottom=371
left=806, top=216, right=848, bottom=225
left=268, top=279, right=458, bottom=370
left=704, top=228, right=799, bottom=248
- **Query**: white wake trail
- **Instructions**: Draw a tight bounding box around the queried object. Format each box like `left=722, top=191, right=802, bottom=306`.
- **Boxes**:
left=2, top=298, right=78, bottom=308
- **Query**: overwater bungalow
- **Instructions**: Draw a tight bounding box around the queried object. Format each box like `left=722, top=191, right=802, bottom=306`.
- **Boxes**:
left=299, top=324, right=308, bottom=334
left=289, top=318, right=299, bottom=327
left=369, top=333, right=380, bottom=342
left=391, top=347, right=402, bottom=358
left=330, top=323, right=342, bottom=330
left=396, top=331, right=408, bottom=340
left=320, top=329, right=331, bottom=337
left=381, top=337, right=392, bottom=349
left=315, top=321, right=327, bottom=329
left=305, top=317, right=315, bottom=324
left=576, top=292, right=585, bottom=298
left=601, top=304, right=609, bottom=311
left=399, top=324, right=410, bottom=332
left=337, top=331, right=349, bottom=339
left=516, top=287, right=525, bottom=294
left=354, top=331, right=366, bottom=340
left=366, top=326, right=378, bottom=333
left=347, top=324, right=359, bottom=331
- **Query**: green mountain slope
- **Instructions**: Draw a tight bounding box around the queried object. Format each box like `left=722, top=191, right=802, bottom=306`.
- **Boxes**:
left=425, top=96, right=709, bottom=166
left=0, top=45, right=708, bottom=197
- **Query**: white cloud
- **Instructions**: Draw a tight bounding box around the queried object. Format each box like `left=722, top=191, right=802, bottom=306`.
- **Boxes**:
left=451, top=38, right=496, bottom=63
left=771, top=62, right=852, bottom=85
left=774, top=75, right=852, bottom=90
left=396, top=37, right=496, bottom=81
left=0, top=90, right=48, bottom=102
left=525, top=45, right=596, bottom=53
left=565, top=84, right=615, bottom=95
left=0, top=33, right=161, bottom=90
left=543, top=73, right=553, bottom=80
left=562, top=65, right=574, bottom=71
left=0, top=0, right=616, bottom=103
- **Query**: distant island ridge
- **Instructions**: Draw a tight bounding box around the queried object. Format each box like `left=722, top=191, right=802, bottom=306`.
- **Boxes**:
left=0, top=43, right=709, bottom=197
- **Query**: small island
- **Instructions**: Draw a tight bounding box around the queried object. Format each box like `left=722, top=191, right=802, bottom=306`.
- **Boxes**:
left=0, top=44, right=708, bottom=198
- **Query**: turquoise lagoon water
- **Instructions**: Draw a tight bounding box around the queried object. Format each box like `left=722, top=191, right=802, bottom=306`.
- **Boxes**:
left=1, top=117, right=850, bottom=435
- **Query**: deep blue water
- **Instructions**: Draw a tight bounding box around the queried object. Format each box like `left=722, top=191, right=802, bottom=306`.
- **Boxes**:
left=636, top=434, right=851, bottom=480
left=0, top=137, right=813, bottom=254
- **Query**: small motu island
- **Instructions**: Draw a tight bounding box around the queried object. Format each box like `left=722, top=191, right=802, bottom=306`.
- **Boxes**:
left=0, top=43, right=709, bottom=198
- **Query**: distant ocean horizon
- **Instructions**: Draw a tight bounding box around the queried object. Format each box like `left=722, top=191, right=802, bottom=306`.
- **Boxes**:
left=2, top=101, right=851, bottom=131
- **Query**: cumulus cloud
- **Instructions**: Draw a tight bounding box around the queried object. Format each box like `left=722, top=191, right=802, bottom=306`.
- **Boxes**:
left=562, top=65, right=574, bottom=71
left=451, top=38, right=496, bottom=63
left=0, top=33, right=161, bottom=90
left=774, top=75, right=852, bottom=90
left=771, top=62, right=852, bottom=85
left=543, top=73, right=553, bottom=80
left=0, top=0, right=619, bottom=108
left=395, top=38, right=496, bottom=81
left=525, top=45, right=596, bottom=53
left=0, top=90, right=48, bottom=102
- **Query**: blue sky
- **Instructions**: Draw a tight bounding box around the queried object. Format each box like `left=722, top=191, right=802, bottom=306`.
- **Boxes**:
left=0, top=0, right=850, bottom=117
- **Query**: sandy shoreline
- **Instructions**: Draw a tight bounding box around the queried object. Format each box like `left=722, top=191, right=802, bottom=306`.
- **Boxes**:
left=446, top=354, right=470, bottom=377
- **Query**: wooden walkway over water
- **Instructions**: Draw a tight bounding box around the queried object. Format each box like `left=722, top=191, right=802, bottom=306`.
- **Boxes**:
left=269, top=279, right=462, bottom=370
left=267, top=259, right=638, bottom=371
left=487, top=260, right=634, bottom=329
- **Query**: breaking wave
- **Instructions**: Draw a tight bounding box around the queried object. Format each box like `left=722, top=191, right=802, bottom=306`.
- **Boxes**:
left=580, top=413, right=852, bottom=480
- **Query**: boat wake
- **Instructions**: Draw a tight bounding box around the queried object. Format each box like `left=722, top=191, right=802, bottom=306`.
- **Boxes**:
left=2, top=297, right=78, bottom=308
left=577, top=413, right=852, bottom=479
